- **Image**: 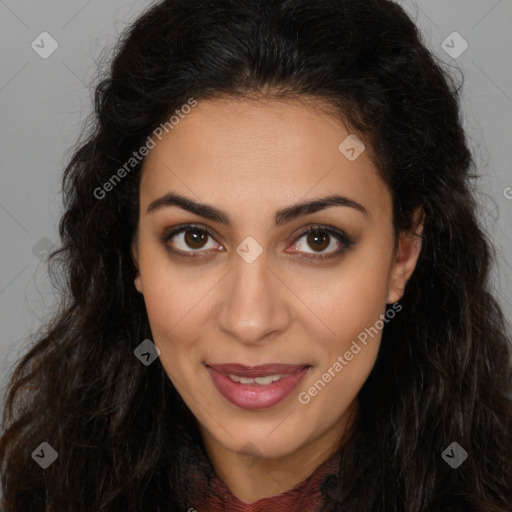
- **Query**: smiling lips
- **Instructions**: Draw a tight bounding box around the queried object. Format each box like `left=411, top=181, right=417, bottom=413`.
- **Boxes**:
left=206, top=363, right=311, bottom=409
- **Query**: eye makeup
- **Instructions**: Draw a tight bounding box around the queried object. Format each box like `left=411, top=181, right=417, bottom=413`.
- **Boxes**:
left=159, top=222, right=355, bottom=261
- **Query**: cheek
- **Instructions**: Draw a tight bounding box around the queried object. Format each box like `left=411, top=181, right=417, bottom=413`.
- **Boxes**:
left=311, top=279, right=384, bottom=379
left=139, top=270, right=176, bottom=335
left=297, top=243, right=392, bottom=390
left=140, top=276, right=199, bottom=385
left=137, top=249, right=191, bottom=341
left=299, top=343, right=379, bottom=432
left=137, top=238, right=202, bottom=326
left=304, top=250, right=391, bottom=336
left=297, top=276, right=386, bottom=418
left=137, top=249, right=216, bottom=380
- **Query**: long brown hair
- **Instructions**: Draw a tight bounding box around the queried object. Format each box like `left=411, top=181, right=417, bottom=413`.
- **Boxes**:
left=1, top=0, right=511, bottom=510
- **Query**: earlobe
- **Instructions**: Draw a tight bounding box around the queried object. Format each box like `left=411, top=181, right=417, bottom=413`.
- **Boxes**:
left=134, top=275, right=143, bottom=294
left=386, top=207, right=424, bottom=304
left=131, top=240, right=143, bottom=294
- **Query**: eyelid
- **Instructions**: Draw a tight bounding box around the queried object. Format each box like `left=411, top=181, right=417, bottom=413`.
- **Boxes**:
left=160, top=223, right=222, bottom=257
left=160, top=223, right=354, bottom=260
left=285, top=225, right=354, bottom=260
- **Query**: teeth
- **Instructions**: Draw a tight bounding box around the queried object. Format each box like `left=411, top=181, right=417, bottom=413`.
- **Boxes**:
left=254, top=376, right=274, bottom=385
left=227, top=374, right=285, bottom=385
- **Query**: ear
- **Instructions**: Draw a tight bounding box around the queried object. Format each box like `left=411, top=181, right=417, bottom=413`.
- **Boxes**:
left=386, top=206, right=424, bottom=304
left=131, top=238, right=143, bottom=294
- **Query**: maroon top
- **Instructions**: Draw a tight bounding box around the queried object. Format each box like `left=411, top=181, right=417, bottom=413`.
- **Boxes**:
left=187, top=451, right=340, bottom=512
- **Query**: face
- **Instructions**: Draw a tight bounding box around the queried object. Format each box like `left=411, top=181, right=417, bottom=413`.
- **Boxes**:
left=131, top=96, right=422, bottom=462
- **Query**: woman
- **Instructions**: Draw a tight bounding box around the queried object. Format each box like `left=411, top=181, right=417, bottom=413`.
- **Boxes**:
left=1, top=0, right=511, bottom=510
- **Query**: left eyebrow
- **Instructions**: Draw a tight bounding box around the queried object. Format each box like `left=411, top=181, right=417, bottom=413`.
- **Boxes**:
left=275, top=194, right=368, bottom=224
left=146, top=192, right=368, bottom=226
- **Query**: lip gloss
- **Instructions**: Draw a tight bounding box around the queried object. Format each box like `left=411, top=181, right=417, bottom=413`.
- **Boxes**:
left=206, top=365, right=310, bottom=409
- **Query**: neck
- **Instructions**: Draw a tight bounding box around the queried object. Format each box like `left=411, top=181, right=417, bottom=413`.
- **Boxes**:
left=198, top=403, right=356, bottom=504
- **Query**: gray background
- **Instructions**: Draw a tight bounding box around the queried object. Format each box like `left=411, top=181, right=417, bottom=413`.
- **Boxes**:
left=1, top=0, right=512, bottom=407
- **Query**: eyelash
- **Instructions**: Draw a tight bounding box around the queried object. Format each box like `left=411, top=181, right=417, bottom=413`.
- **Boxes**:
left=160, top=223, right=354, bottom=261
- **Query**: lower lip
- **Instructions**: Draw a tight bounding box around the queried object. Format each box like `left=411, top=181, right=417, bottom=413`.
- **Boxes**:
left=206, top=366, right=311, bottom=410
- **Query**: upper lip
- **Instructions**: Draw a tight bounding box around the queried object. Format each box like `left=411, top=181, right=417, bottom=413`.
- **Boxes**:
left=206, top=363, right=310, bottom=378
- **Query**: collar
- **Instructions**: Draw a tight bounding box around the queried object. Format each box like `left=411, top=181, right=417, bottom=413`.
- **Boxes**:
left=187, top=450, right=341, bottom=512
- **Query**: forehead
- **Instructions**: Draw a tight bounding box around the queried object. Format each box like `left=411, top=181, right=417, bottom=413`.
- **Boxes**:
left=139, top=96, right=390, bottom=219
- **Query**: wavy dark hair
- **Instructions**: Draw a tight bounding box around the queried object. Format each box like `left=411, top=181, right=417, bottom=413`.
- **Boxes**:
left=1, top=0, right=512, bottom=510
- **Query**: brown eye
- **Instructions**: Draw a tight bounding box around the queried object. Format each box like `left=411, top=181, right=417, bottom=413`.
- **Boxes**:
left=161, top=223, right=353, bottom=261
left=287, top=226, right=354, bottom=260
left=306, top=231, right=330, bottom=252
left=183, top=228, right=209, bottom=249
left=161, top=224, right=221, bottom=257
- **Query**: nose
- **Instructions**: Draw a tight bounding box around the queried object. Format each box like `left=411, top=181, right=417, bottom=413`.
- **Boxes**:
left=214, top=249, right=291, bottom=346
